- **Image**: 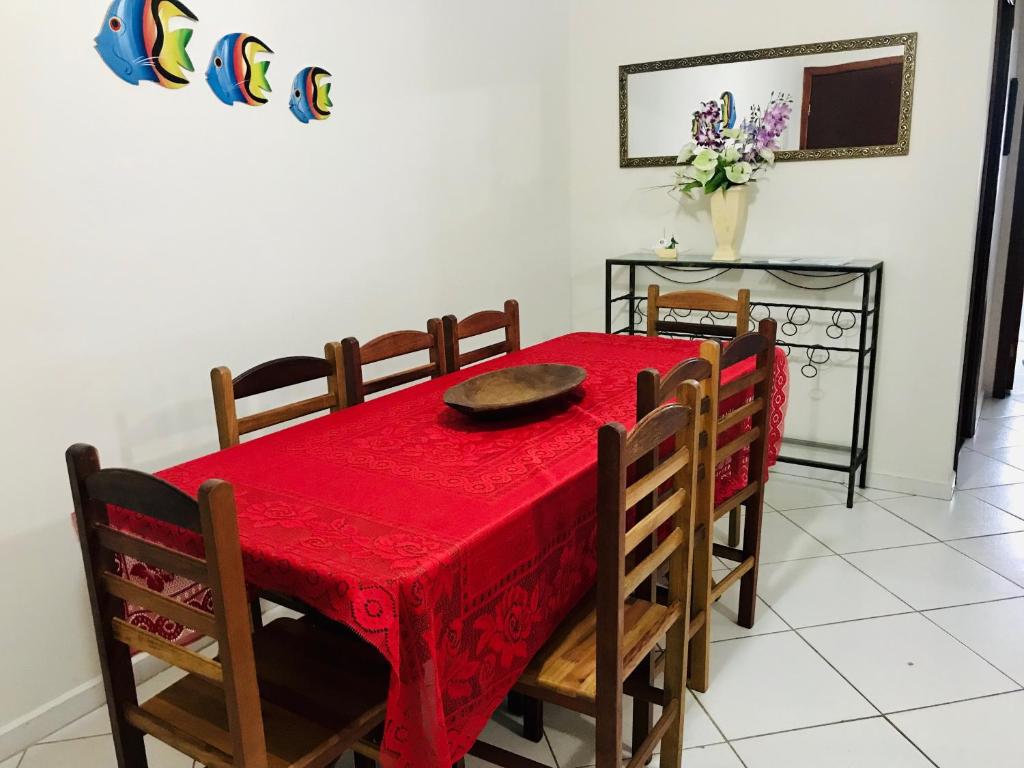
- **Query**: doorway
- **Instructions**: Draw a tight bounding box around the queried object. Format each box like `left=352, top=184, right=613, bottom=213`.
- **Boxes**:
left=957, top=0, right=1017, bottom=457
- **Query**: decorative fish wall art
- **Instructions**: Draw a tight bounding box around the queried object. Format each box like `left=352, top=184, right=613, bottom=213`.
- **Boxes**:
left=94, top=2, right=331, bottom=125
left=95, top=0, right=199, bottom=88
left=289, top=67, right=332, bottom=124
left=206, top=33, right=274, bottom=107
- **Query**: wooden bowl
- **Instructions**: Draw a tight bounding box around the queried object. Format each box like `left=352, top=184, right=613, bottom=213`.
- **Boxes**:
left=443, top=364, right=587, bottom=416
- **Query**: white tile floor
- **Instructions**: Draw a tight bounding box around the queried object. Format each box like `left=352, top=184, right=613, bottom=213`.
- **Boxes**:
left=7, top=407, right=1024, bottom=766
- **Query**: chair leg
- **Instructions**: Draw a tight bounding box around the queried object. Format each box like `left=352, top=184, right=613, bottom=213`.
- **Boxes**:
left=688, top=525, right=714, bottom=693
left=507, top=691, right=525, bottom=716
left=111, top=718, right=149, bottom=768
left=631, top=655, right=654, bottom=761
left=737, top=499, right=764, bottom=629
left=727, top=507, right=741, bottom=548
left=522, top=697, right=544, bottom=743
left=249, top=598, right=263, bottom=630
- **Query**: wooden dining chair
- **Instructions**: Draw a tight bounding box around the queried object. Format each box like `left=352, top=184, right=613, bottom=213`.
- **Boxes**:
left=628, top=346, right=718, bottom=753
left=636, top=319, right=776, bottom=676
left=340, top=319, right=446, bottom=407
left=472, top=393, right=701, bottom=768
left=211, top=343, right=345, bottom=449
left=708, top=318, right=777, bottom=631
left=638, top=333, right=740, bottom=551
left=67, top=443, right=389, bottom=768
left=646, top=286, right=751, bottom=340
left=441, top=299, right=521, bottom=372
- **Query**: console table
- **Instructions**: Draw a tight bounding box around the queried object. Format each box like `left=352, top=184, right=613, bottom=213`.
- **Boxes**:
left=605, top=253, right=883, bottom=507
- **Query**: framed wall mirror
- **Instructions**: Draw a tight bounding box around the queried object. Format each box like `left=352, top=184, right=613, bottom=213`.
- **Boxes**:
left=619, top=32, right=917, bottom=167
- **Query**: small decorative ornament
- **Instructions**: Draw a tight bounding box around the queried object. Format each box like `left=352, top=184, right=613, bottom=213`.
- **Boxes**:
left=206, top=33, right=274, bottom=107
left=655, top=236, right=679, bottom=260
left=672, top=91, right=793, bottom=261
left=290, top=67, right=333, bottom=124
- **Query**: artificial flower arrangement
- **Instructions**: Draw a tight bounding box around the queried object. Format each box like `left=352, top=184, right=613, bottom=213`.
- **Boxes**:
left=673, top=91, right=793, bottom=198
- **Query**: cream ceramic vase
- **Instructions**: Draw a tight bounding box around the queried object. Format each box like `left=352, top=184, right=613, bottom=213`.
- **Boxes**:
left=709, top=185, right=749, bottom=261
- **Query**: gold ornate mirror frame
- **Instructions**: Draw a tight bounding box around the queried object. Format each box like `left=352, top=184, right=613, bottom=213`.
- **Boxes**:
left=619, top=32, right=918, bottom=167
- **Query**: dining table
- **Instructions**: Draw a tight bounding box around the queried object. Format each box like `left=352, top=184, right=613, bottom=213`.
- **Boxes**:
left=110, top=332, right=789, bottom=768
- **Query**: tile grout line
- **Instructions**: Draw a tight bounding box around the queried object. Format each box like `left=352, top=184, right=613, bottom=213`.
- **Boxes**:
left=878, top=715, right=941, bottom=768
left=939, top=538, right=1024, bottom=590
left=883, top=688, right=1024, bottom=718
left=723, top=740, right=749, bottom=767
left=776, top=500, right=1024, bottom=602
left=828, top=537, right=1024, bottom=691
left=542, top=729, right=560, bottom=768
left=778, top=491, right=1024, bottom=702
left=784, top=491, right=1024, bottom=592
left=764, top=503, right=1024, bottom=740
left=715, top=571, right=892, bottom=729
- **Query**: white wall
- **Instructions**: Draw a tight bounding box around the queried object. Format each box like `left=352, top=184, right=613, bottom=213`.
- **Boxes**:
left=568, top=0, right=997, bottom=494
left=0, top=0, right=571, bottom=744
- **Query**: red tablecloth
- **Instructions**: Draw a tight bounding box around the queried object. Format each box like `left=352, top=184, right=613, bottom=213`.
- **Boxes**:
left=111, top=332, right=788, bottom=768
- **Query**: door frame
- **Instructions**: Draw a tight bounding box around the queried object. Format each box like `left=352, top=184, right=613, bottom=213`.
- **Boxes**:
left=957, top=0, right=1017, bottom=455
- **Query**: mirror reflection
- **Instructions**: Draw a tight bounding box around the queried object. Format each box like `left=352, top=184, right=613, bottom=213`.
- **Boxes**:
left=620, top=33, right=917, bottom=166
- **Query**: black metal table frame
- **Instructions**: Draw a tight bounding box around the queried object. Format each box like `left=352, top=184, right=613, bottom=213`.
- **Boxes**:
left=605, top=256, right=883, bottom=508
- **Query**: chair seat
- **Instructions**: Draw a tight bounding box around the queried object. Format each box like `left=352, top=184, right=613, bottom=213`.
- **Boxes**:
left=140, top=617, right=389, bottom=768
left=514, top=597, right=680, bottom=712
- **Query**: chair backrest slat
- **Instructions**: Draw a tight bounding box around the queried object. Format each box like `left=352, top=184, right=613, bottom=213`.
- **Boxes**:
left=718, top=367, right=767, bottom=401
left=112, top=618, right=224, bottom=682
left=623, top=527, right=685, bottom=597
left=442, top=299, right=521, bottom=371
left=359, top=329, right=436, bottom=364
left=232, top=356, right=334, bottom=399
left=647, top=286, right=751, bottom=340
left=235, top=392, right=338, bottom=435
left=86, top=469, right=201, bottom=533
left=717, top=426, right=761, bottom=462
left=93, top=524, right=209, bottom=583
left=67, top=443, right=270, bottom=768
left=624, top=445, right=690, bottom=510
left=341, top=319, right=446, bottom=406
left=624, top=487, right=686, bottom=554
left=717, top=397, right=764, bottom=432
left=212, top=342, right=345, bottom=449
left=102, top=573, right=218, bottom=637
left=720, top=329, right=769, bottom=369
left=363, top=362, right=441, bottom=396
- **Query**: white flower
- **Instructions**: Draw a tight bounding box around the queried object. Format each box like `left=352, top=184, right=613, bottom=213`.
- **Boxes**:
left=692, top=148, right=719, bottom=172
left=722, top=146, right=742, bottom=163
left=722, top=127, right=744, bottom=140
left=759, top=148, right=776, bottom=167
left=725, top=162, right=753, bottom=185
left=677, top=142, right=696, bottom=164
left=681, top=165, right=714, bottom=184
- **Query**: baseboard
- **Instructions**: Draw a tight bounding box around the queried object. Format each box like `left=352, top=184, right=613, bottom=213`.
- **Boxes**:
left=770, top=463, right=955, bottom=500
left=0, top=605, right=292, bottom=761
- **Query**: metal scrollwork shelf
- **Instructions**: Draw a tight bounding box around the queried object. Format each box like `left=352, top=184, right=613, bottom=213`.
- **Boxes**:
left=605, top=253, right=883, bottom=507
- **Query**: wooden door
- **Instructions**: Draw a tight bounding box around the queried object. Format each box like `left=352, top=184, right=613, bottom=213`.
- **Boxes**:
left=800, top=57, right=904, bottom=150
